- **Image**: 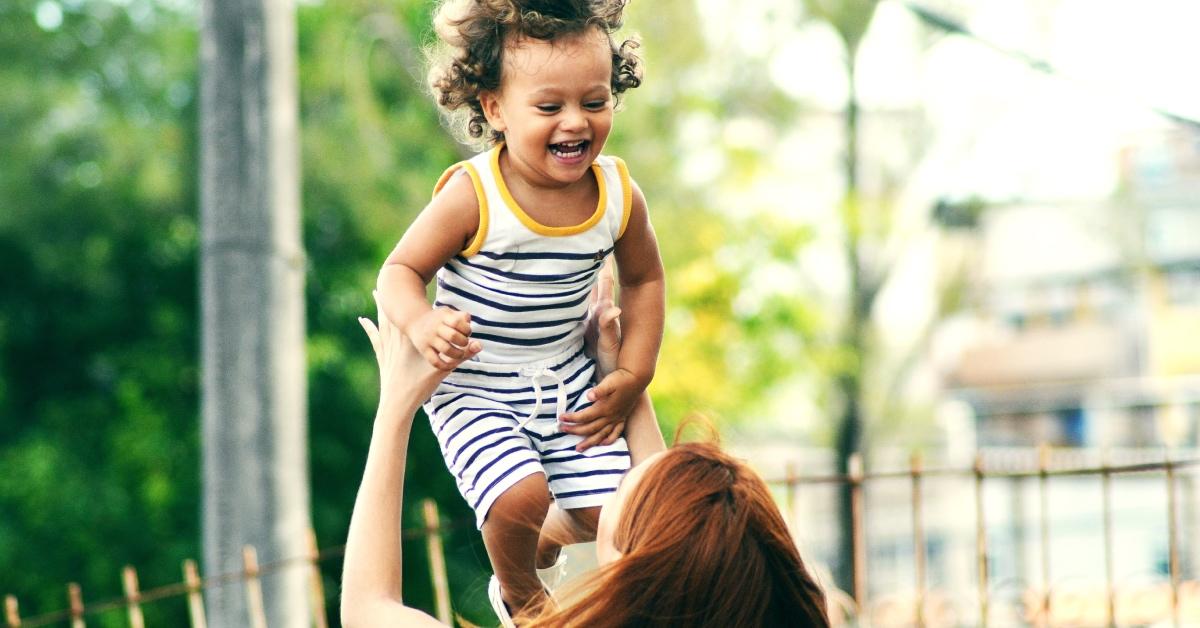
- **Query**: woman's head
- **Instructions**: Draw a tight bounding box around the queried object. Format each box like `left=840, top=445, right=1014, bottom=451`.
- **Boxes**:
left=427, top=0, right=642, bottom=149
left=534, top=442, right=830, bottom=627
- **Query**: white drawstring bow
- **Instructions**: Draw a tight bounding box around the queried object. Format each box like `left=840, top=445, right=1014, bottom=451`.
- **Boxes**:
left=515, top=365, right=567, bottom=432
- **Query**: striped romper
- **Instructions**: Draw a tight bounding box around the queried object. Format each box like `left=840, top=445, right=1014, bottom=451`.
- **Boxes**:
left=424, top=145, right=633, bottom=529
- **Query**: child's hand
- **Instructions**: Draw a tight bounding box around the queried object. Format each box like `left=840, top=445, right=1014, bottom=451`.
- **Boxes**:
left=560, top=368, right=645, bottom=452
left=405, top=307, right=477, bottom=371
left=359, top=292, right=478, bottom=408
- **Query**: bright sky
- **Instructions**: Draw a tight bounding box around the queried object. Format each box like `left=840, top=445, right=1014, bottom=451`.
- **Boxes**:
left=769, top=0, right=1200, bottom=202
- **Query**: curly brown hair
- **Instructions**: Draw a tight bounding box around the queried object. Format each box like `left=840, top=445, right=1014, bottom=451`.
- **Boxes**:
left=427, top=0, right=643, bottom=146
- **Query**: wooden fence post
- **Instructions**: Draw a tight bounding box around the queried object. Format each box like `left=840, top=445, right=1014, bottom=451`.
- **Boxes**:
left=849, top=454, right=868, bottom=621
left=122, top=566, right=145, bottom=628
left=911, top=452, right=926, bottom=628
left=423, top=499, right=452, bottom=625
left=68, top=582, right=85, bottom=628
left=183, top=559, right=208, bottom=628
left=974, top=454, right=989, bottom=628
left=307, top=529, right=329, bottom=628
left=4, top=595, right=19, bottom=628
left=1037, top=445, right=1052, bottom=628
left=242, top=546, right=268, bottom=628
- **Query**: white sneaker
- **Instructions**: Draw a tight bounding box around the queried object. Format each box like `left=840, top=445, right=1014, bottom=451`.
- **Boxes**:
left=488, top=575, right=517, bottom=628
left=536, top=551, right=568, bottom=593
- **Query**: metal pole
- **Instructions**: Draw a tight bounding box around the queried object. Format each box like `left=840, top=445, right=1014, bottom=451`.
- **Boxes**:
left=911, top=452, right=926, bottom=628
left=849, top=453, right=868, bottom=620
left=1167, top=453, right=1182, bottom=627
left=1101, top=450, right=1116, bottom=628
left=1038, top=444, right=1052, bottom=628
left=199, top=0, right=310, bottom=619
left=974, top=454, right=989, bottom=628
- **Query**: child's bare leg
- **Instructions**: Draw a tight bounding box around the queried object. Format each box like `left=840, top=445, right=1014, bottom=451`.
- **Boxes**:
left=537, top=392, right=664, bottom=565
left=536, top=505, right=600, bottom=568
left=481, top=473, right=552, bottom=613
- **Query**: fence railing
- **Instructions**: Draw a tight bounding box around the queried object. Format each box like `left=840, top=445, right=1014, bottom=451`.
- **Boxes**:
left=766, top=447, right=1200, bottom=627
left=3, top=500, right=470, bottom=628
left=7, top=449, right=1199, bottom=627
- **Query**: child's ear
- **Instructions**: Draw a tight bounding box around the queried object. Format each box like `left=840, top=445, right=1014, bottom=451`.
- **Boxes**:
left=479, top=90, right=506, bottom=133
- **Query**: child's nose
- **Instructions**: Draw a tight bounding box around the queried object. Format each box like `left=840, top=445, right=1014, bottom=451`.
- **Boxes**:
left=560, top=107, right=587, bottom=131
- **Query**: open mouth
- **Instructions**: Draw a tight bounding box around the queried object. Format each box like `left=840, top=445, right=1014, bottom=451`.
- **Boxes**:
left=548, top=140, right=589, bottom=159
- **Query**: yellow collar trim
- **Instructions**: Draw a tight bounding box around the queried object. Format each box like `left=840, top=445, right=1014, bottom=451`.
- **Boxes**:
left=489, top=144, right=607, bottom=237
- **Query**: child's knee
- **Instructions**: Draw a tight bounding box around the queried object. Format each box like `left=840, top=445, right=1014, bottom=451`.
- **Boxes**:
left=567, top=505, right=601, bottom=535
left=486, top=473, right=551, bottom=527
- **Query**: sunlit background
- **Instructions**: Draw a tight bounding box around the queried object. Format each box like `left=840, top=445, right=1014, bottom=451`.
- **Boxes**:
left=2, top=0, right=1198, bottom=625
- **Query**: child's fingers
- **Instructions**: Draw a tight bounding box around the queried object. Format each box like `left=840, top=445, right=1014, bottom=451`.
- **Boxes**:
left=436, top=325, right=470, bottom=348
left=442, top=309, right=472, bottom=336
left=422, top=347, right=445, bottom=369
left=563, top=414, right=612, bottom=436
left=601, top=422, right=624, bottom=446
left=560, top=403, right=604, bottom=426
left=431, top=337, right=467, bottom=360
left=586, top=379, right=615, bottom=403
left=575, top=423, right=615, bottom=452
left=436, top=341, right=482, bottom=371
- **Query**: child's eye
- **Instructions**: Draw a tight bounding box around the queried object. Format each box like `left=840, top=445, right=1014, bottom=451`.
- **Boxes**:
left=584, top=100, right=609, bottom=110
left=535, top=104, right=561, bottom=113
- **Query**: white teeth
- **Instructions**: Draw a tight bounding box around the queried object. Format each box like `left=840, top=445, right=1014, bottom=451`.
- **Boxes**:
left=550, top=140, right=587, bottom=158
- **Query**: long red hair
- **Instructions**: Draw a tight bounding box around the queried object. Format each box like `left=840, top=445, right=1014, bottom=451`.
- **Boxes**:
left=524, top=442, right=830, bottom=627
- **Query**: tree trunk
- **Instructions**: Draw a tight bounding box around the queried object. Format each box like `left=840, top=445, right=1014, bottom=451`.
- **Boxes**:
left=199, top=0, right=310, bottom=624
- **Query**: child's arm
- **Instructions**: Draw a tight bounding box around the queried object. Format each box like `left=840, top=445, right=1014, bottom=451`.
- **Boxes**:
left=562, top=180, right=665, bottom=448
left=377, top=172, right=480, bottom=370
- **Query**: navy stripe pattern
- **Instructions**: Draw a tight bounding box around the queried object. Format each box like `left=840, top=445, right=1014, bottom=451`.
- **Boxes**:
left=433, top=148, right=625, bottom=365
left=424, top=349, right=630, bottom=529
left=422, top=148, right=632, bottom=528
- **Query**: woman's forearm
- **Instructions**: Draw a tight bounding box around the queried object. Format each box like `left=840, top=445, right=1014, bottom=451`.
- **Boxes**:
left=614, top=277, right=665, bottom=385
left=625, top=392, right=666, bottom=466
left=341, top=395, right=424, bottom=625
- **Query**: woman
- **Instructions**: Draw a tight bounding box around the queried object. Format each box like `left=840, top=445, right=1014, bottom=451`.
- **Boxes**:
left=341, top=293, right=830, bottom=627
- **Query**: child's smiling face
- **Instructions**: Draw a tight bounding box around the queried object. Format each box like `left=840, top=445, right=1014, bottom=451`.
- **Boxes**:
left=480, top=27, right=614, bottom=188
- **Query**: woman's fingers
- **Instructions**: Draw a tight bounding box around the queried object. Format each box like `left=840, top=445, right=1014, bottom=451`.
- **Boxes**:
left=598, top=257, right=616, bottom=300
left=358, top=317, right=381, bottom=357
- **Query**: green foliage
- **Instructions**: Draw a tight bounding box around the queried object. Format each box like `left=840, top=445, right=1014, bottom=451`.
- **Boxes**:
left=0, top=1, right=199, bottom=624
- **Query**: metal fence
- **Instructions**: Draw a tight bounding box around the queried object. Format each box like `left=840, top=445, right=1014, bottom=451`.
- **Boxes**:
left=768, top=447, right=1200, bottom=627
left=7, top=450, right=1198, bottom=627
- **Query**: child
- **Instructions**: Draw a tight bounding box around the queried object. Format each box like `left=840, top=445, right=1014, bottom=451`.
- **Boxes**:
left=375, top=0, right=665, bottom=623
